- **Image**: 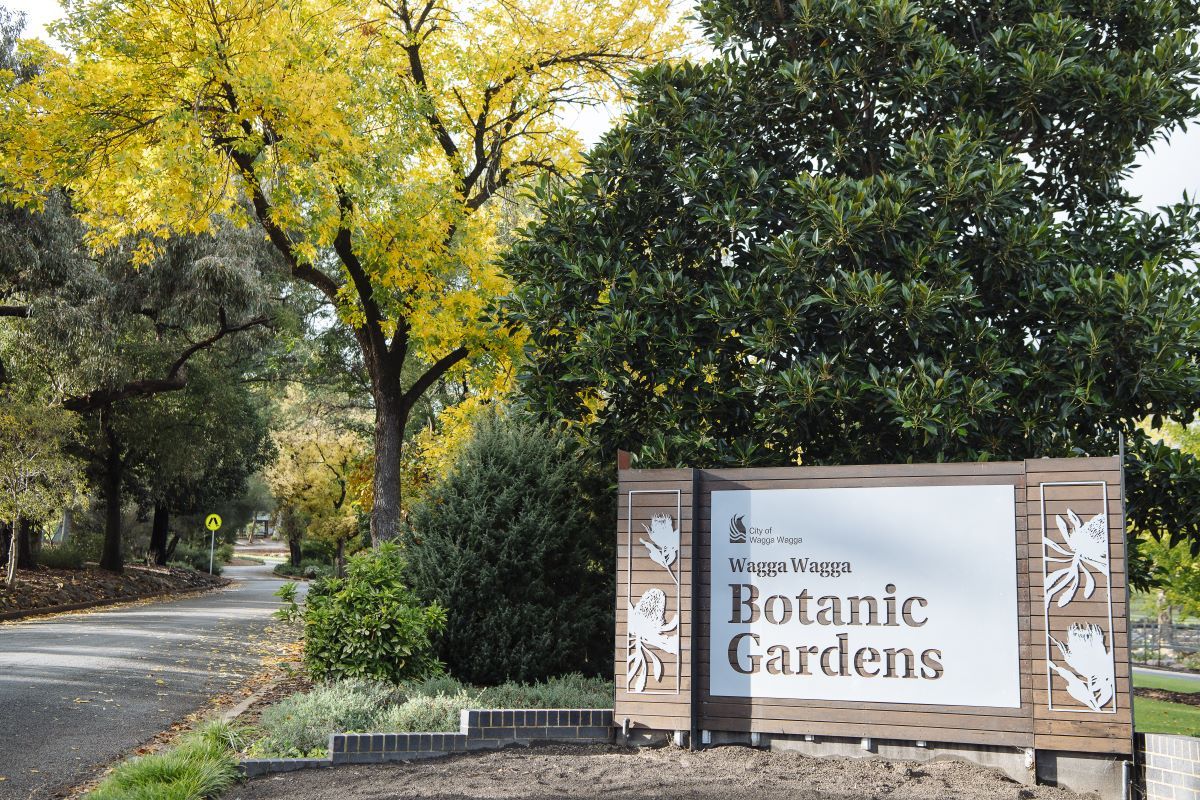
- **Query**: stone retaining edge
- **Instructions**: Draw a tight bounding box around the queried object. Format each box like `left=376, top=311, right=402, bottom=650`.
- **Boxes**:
left=239, top=709, right=615, bottom=777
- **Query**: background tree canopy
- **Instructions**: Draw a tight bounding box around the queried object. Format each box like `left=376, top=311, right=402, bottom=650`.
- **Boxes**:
left=504, top=0, right=1200, bottom=563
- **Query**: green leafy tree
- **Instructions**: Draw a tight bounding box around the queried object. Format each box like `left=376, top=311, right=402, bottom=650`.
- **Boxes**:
left=127, top=368, right=275, bottom=566
left=505, top=0, right=1200, bottom=549
left=0, top=401, right=84, bottom=587
left=3, top=222, right=281, bottom=572
left=404, top=410, right=613, bottom=684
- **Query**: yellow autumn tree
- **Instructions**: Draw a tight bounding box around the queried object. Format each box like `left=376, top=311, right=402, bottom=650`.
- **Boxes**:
left=1, top=0, right=684, bottom=542
left=265, top=388, right=369, bottom=573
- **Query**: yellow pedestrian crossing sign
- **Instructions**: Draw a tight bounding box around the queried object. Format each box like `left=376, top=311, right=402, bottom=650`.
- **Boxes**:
left=205, top=514, right=222, bottom=531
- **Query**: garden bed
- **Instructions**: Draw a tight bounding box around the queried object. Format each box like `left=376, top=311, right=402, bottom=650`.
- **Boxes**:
left=233, top=742, right=1090, bottom=799
left=242, top=675, right=613, bottom=759
left=0, top=564, right=226, bottom=616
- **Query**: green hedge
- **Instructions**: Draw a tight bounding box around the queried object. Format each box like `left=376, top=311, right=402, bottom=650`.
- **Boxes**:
left=404, top=410, right=613, bottom=684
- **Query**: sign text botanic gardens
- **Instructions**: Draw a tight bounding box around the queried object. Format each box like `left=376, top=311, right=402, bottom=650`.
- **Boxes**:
left=615, top=458, right=1131, bottom=761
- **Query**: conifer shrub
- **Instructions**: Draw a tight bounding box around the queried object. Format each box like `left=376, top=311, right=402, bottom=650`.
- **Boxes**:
left=404, top=410, right=612, bottom=684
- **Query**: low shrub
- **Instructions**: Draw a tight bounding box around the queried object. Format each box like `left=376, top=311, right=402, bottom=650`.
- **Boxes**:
left=278, top=543, right=445, bottom=683
left=86, top=721, right=242, bottom=800
left=475, top=674, right=613, bottom=709
left=300, top=539, right=336, bottom=564
left=38, top=544, right=86, bottom=570
left=169, top=543, right=224, bottom=575
left=375, top=690, right=469, bottom=733
left=247, top=674, right=615, bottom=757
left=273, top=558, right=332, bottom=579
left=250, top=680, right=402, bottom=757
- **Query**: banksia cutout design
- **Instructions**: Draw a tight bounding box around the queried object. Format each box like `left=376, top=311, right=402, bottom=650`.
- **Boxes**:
left=627, top=509, right=681, bottom=693
left=626, top=588, right=679, bottom=693
left=1048, top=623, right=1115, bottom=712
left=640, top=514, right=679, bottom=583
left=1040, top=486, right=1116, bottom=713
left=1044, top=509, right=1109, bottom=608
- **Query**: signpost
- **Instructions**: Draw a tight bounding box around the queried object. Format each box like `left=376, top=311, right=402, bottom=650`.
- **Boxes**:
left=615, top=458, right=1132, bottom=796
left=205, top=513, right=222, bottom=574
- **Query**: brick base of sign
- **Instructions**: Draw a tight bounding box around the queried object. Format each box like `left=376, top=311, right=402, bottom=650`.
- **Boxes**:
left=1141, top=733, right=1200, bottom=800
left=239, top=709, right=614, bottom=778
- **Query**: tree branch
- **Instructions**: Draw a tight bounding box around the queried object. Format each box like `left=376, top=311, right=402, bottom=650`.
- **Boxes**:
left=402, top=346, right=468, bottom=409
left=0, top=305, right=30, bottom=318
left=63, top=311, right=271, bottom=413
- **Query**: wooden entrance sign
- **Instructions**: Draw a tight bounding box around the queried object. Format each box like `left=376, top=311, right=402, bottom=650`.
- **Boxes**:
left=615, top=458, right=1132, bottom=757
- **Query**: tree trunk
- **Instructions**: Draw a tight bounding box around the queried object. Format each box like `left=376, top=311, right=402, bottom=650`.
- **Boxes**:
left=57, top=507, right=73, bottom=544
left=5, top=520, right=17, bottom=589
left=149, top=503, right=169, bottom=566
left=15, top=517, right=35, bottom=570
left=371, top=387, right=406, bottom=545
left=335, top=538, right=345, bottom=578
left=288, top=537, right=302, bottom=568
left=99, top=421, right=125, bottom=573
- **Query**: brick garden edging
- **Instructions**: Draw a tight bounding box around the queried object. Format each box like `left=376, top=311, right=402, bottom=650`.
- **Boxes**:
left=241, top=709, right=614, bottom=778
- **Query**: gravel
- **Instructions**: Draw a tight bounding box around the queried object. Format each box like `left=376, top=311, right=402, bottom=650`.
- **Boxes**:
left=227, top=743, right=1095, bottom=800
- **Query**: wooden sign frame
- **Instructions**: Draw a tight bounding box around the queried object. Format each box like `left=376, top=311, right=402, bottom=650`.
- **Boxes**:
left=615, top=458, right=1133, bottom=757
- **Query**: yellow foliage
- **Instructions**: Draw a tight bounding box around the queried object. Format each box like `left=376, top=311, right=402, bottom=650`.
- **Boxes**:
left=264, top=388, right=369, bottom=547
left=404, top=359, right=519, bottom=498
left=1, top=0, right=687, bottom=507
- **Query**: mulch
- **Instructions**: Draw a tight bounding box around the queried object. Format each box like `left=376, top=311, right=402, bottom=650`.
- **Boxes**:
left=0, top=564, right=226, bottom=615
left=1135, top=687, right=1200, bottom=706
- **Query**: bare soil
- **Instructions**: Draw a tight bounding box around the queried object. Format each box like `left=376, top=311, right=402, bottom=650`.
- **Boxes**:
left=0, top=564, right=225, bottom=615
left=228, top=743, right=1094, bottom=800
left=1136, top=686, right=1200, bottom=706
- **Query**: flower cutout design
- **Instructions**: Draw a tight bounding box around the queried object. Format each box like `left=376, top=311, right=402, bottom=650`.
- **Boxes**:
left=640, top=514, right=679, bottom=583
left=1048, top=622, right=1115, bottom=711
left=1044, top=508, right=1109, bottom=608
left=626, top=588, right=679, bottom=693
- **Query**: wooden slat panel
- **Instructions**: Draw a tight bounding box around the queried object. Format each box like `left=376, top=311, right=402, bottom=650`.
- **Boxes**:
left=1032, top=733, right=1133, bottom=755
left=616, top=470, right=694, bottom=730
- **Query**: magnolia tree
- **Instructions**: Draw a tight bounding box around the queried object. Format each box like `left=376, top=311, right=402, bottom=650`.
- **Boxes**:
left=1, top=0, right=684, bottom=543
left=0, top=401, right=83, bottom=587
left=504, top=0, right=1200, bottom=555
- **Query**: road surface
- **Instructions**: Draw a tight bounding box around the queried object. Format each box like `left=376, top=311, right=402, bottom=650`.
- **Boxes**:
left=1134, top=665, right=1200, bottom=684
left=0, top=564, right=294, bottom=799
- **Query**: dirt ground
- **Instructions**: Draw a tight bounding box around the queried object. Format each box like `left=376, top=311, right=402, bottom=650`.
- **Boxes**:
left=0, top=563, right=225, bottom=614
left=227, top=743, right=1095, bottom=800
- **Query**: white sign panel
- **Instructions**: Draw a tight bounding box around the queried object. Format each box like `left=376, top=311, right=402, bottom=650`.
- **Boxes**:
left=709, top=485, right=1021, bottom=708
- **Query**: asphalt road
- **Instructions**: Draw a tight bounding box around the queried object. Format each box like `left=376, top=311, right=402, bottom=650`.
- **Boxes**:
left=0, top=564, right=294, bottom=800
left=1134, top=665, right=1200, bottom=684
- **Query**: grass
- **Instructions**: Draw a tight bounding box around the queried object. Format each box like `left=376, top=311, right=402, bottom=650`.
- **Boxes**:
left=1135, top=697, right=1200, bottom=737
left=86, top=721, right=242, bottom=800
left=1134, top=670, right=1200, bottom=694
left=1133, top=668, right=1200, bottom=736
left=246, top=674, right=614, bottom=759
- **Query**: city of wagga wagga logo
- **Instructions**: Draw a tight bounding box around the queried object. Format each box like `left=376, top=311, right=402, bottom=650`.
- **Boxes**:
left=727, top=582, right=944, bottom=680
